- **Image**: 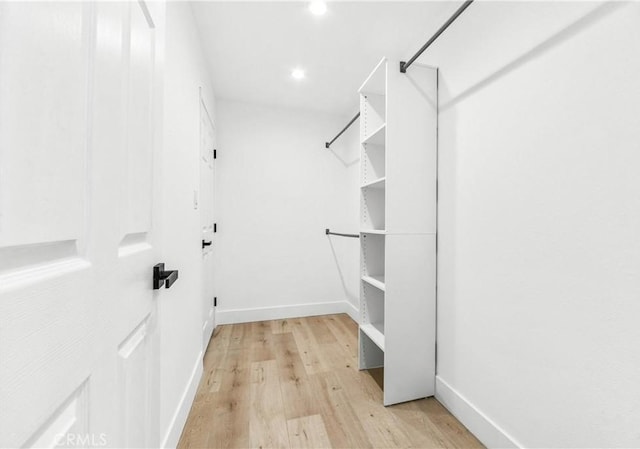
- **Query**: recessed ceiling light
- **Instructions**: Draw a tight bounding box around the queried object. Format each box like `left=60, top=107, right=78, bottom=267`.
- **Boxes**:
left=291, top=68, right=305, bottom=80
left=309, top=1, right=327, bottom=16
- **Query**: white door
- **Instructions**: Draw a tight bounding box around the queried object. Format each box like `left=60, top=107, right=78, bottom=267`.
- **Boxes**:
left=200, top=94, right=216, bottom=349
left=0, top=2, right=164, bottom=447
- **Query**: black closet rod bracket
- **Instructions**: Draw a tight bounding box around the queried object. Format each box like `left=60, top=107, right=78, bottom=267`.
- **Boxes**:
left=325, top=112, right=360, bottom=149
left=400, top=0, right=474, bottom=73
left=325, top=228, right=360, bottom=239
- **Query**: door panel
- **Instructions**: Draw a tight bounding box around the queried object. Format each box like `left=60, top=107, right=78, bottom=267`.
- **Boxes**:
left=122, top=1, right=155, bottom=239
left=0, top=2, right=88, bottom=248
left=113, top=2, right=160, bottom=447
left=0, top=268, right=93, bottom=448
left=89, top=2, right=160, bottom=447
left=0, top=3, right=93, bottom=447
left=0, top=1, right=164, bottom=447
left=200, top=96, right=216, bottom=348
left=117, top=313, right=156, bottom=448
left=22, top=381, right=90, bottom=449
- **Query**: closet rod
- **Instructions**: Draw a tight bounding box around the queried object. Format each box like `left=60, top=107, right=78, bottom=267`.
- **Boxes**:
left=400, top=0, right=474, bottom=73
left=325, top=112, right=360, bottom=149
left=325, top=228, right=360, bottom=239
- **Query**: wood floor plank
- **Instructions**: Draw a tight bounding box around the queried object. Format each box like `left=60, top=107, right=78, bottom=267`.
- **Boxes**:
left=335, top=313, right=358, bottom=333
left=307, top=315, right=337, bottom=344
left=178, top=399, right=214, bottom=449
left=414, top=398, right=484, bottom=448
left=198, top=347, right=230, bottom=396
left=324, top=315, right=358, bottom=364
left=312, top=315, right=356, bottom=372
left=319, top=340, right=354, bottom=371
left=273, top=333, right=321, bottom=420
left=228, top=322, right=252, bottom=351
left=332, top=368, right=414, bottom=448
left=249, top=321, right=275, bottom=362
left=206, top=324, right=232, bottom=353
left=181, top=343, right=252, bottom=448
left=286, top=415, right=332, bottom=449
left=270, top=318, right=292, bottom=334
left=219, top=348, right=252, bottom=391
left=195, top=325, right=235, bottom=398
left=178, top=315, right=484, bottom=449
left=195, top=388, right=249, bottom=449
left=291, top=318, right=329, bottom=375
left=336, top=365, right=385, bottom=404
left=206, top=347, right=252, bottom=449
left=201, top=357, right=226, bottom=395
left=309, top=371, right=373, bottom=449
left=249, top=359, right=290, bottom=449
left=384, top=400, right=452, bottom=449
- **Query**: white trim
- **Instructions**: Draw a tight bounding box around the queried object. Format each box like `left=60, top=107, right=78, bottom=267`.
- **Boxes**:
left=161, top=352, right=203, bottom=449
left=343, top=300, right=359, bottom=322
left=435, top=376, right=522, bottom=449
left=202, top=307, right=214, bottom=351
left=216, top=300, right=357, bottom=325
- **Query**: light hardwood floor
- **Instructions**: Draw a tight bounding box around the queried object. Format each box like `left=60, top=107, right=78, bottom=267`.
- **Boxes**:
left=178, top=314, right=483, bottom=449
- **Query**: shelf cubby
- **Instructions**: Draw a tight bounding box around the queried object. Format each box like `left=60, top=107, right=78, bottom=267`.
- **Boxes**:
left=360, top=95, right=385, bottom=143
left=360, top=322, right=385, bottom=352
left=361, top=123, right=385, bottom=145
left=361, top=233, right=384, bottom=279
left=362, top=141, right=385, bottom=183
left=361, top=187, right=385, bottom=231
left=360, top=279, right=385, bottom=363
left=361, top=282, right=384, bottom=329
left=359, top=328, right=384, bottom=370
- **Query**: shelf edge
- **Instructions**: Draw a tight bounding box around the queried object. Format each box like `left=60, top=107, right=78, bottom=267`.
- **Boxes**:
left=362, top=275, right=386, bottom=292
left=360, top=323, right=385, bottom=352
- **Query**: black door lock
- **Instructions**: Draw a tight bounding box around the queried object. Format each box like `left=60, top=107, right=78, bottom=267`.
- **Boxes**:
left=153, top=263, right=179, bottom=289
left=202, top=240, right=212, bottom=248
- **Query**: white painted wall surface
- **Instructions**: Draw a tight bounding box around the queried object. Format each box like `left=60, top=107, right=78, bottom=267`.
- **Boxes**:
left=160, top=3, right=216, bottom=447
left=414, top=2, right=640, bottom=447
left=214, top=100, right=360, bottom=323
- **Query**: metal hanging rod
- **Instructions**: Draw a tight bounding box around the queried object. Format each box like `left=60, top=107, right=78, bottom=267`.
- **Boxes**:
left=324, top=1, right=472, bottom=146
left=325, top=228, right=360, bottom=239
left=400, top=0, right=474, bottom=73
left=325, top=112, right=360, bottom=149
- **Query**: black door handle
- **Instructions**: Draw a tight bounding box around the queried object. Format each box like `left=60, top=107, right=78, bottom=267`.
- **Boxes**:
left=202, top=240, right=212, bottom=248
left=153, top=263, right=179, bottom=289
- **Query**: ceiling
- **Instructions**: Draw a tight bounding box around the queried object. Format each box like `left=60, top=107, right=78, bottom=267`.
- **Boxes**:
left=191, top=1, right=458, bottom=117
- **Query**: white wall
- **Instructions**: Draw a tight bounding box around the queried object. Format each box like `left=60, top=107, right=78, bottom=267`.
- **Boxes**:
left=214, top=99, right=360, bottom=324
left=160, top=3, right=216, bottom=447
left=414, top=2, right=640, bottom=447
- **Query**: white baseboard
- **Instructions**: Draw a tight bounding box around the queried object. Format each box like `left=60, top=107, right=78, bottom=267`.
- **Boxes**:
left=161, top=352, right=203, bottom=449
left=435, top=376, right=522, bottom=449
left=216, top=300, right=357, bottom=325
left=343, top=300, right=359, bottom=322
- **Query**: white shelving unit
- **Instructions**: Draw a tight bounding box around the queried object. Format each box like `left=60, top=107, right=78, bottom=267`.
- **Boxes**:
left=358, top=57, right=438, bottom=406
